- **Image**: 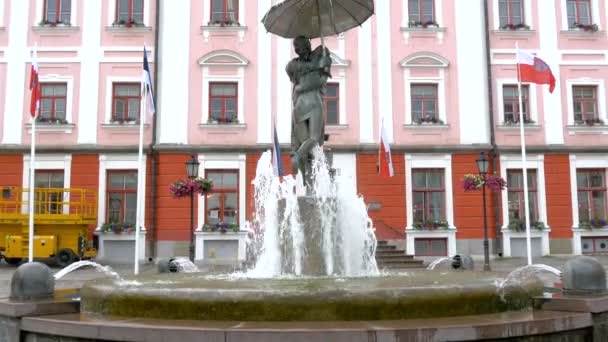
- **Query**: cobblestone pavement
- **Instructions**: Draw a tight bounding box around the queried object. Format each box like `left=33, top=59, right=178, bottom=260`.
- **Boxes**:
left=2, top=255, right=608, bottom=298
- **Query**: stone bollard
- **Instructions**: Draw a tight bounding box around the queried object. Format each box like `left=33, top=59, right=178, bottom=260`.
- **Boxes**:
left=9, top=262, right=55, bottom=301
left=157, top=258, right=179, bottom=273
left=562, top=255, right=607, bottom=296
left=451, top=255, right=474, bottom=270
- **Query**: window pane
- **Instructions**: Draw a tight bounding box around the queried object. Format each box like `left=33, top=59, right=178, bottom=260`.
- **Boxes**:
left=577, top=171, right=589, bottom=188
left=508, top=191, right=521, bottom=220
left=511, top=0, right=522, bottom=23
left=222, top=173, right=238, bottom=189
left=224, top=193, right=237, bottom=210
left=55, top=99, right=66, bottom=119
left=115, top=85, right=129, bottom=96
left=40, top=99, right=53, bottom=116
left=422, top=0, right=433, bottom=21
left=211, top=98, right=223, bottom=113
left=54, top=84, right=67, bottom=96
left=207, top=194, right=221, bottom=224
left=133, top=0, right=144, bottom=22
left=42, top=85, right=54, bottom=96
left=127, top=85, right=140, bottom=96
left=498, top=0, right=508, bottom=25
left=590, top=171, right=604, bottom=187
left=408, top=0, right=420, bottom=21
left=124, top=173, right=138, bottom=189
left=50, top=172, right=64, bottom=187
left=46, top=0, right=57, bottom=20
left=578, top=191, right=590, bottom=221
left=60, top=0, right=71, bottom=22
left=413, top=192, right=425, bottom=221
left=428, top=171, right=443, bottom=188
left=118, top=0, right=129, bottom=20
left=225, top=98, right=235, bottom=112
left=527, top=171, right=537, bottom=188
left=413, top=171, right=426, bottom=188
left=109, top=174, right=124, bottom=189
left=326, top=84, right=338, bottom=97
left=528, top=191, right=538, bottom=222
left=128, top=99, right=140, bottom=119
left=114, top=99, right=126, bottom=118
left=124, top=193, right=137, bottom=223
left=429, top=192, right=444, bottom=220
left=107, top=193, right=123, bottom=223
left=592, top=190, right=606, bottom=219
left=578, top=2, right=591, bottom=24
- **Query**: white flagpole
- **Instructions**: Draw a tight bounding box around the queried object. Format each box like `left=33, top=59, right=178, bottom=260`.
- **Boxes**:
left=28, top=113, right=36, bottom=263
left=517, top=62, right=533, bottom=266
left=134, top=85, right=146, bottom=275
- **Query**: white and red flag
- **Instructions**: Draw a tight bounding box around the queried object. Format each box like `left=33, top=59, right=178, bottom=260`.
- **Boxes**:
left=29, top=46, right=41, bottom=118
left=378, top=119, right=394, bottom=178
left=516, top=44, right=556, bottom=93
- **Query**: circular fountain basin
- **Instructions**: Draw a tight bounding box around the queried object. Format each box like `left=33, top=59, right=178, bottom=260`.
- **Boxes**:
left=81, top=271, right=544, bottom=321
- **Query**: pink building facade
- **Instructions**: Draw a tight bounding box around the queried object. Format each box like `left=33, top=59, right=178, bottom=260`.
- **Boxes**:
left=1, top=0, right=608, bottom=263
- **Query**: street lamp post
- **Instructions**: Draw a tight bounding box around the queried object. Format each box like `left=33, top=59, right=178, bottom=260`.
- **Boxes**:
left=476, top=152, right=491, bottom=271
left=185, top=154, right=200, bottom=262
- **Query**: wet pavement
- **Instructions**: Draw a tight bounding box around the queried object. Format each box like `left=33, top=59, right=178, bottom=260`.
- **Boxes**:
left=2, top=254, right=608, bottom=298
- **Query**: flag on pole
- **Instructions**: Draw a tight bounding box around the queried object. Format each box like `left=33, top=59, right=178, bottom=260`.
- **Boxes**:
left=378, top=119, right=394, bottom=177
left=272, top=123, right=284, bottom=177
left=29, top=47, right=41, bottom=117
left=142, top=46, right=155, bottom=113
left=516, top=44, right=556, bottom=93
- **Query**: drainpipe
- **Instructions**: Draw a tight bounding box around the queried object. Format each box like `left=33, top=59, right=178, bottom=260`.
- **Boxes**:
left=483, top=0, right=502, bottom=256
left=148, top=0, right=161, bottom=260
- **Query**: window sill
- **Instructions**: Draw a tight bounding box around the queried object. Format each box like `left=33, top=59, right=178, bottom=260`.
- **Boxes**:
left=32, top=25, right=79, bottom=33
left=496, top=124, right=542, bottom=131
left=406, top=227, right=457, bottom=232
left=400, top=26, right=446, bottom=44
left=326, top=124, right=349, bottom=130
left=104, top=25, right=152, bottom=34
left=567, top=125, right=608, bottom=135
left=403, top=123, right=449, bottom=129
left=200, top=25, right=247, bottom=42
left=491, top=29, right=536, bottom=37
left=560, top=29, right=605, bottom=38
left=102, top=123, right=150, bottom=131
left=400, top=26, right=446, bottom=33
left=26, top=123, right=74, bottom=134
left=199, top=123, right=246, bottom=129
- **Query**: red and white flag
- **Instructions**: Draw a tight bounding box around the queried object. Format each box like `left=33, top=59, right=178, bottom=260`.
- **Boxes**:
left=378, top=119, right=394, bottom=178
left=516, top=44, right=556, bottom=93
left=29, top=47, right=41, bottom=118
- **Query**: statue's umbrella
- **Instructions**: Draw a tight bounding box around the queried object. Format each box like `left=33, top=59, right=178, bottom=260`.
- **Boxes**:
left=262, top=0, right=374, bottom=45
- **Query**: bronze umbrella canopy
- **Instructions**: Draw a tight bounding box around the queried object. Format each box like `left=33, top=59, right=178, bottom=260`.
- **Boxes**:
left=262, top=0, right=374, bottom=47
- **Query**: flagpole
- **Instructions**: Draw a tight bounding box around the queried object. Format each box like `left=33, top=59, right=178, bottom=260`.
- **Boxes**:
left=517, top=61, right=533, bottom=266
left=28, top=115, right=36, bottom=263
left=134, top=85, right=146, bottom=275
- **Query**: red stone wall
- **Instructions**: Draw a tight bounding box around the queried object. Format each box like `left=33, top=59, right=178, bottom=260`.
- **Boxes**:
left=70, top=154, right=99, bottom=236
left=545, top=154, right=573, bottom=238
left=155, top=153, right=192, bottom=241
left=0, top=155, right=22, bottom=187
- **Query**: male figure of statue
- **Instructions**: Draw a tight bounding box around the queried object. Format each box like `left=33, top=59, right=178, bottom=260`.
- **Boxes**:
left=286, top=36, right=332, bottom=191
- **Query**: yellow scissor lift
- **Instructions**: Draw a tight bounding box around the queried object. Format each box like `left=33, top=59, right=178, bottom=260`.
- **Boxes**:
left=0, top=187, right=97, bottom=267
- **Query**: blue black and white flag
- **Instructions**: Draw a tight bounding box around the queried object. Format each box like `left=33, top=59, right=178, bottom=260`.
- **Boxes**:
left=142, top=46, right=155, bottom=113
left=272, top=123, right=284, bottom=177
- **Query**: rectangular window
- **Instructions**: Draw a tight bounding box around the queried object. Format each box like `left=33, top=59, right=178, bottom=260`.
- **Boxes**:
left=507, top=170, right=538, bottom=224
left=210, top=0, right=238, bottom=24
left=209, top=82, right=238, bottom=124
left=408, top=0, right=434, bottom=23
left=412, top=169, right=445, bottom=224
left=323, top=83, right=339, bottom=125
left=112, top=83, right=140, bottom=122
left=116, top=0, right=144, bottom=24
left=503, top=85, right=530, bottom=124
left=205, top=170, right=239, bottom=226
left=572, top=86, right=598, bottom=123
left=577, top=169, right=607, bottom=224
left=411, top=84, right=438, bottom=123
left=414, top=238, right=447, bottom=256
left=567, top=0, right=592, bottom=27
left=106, top=171, right=138, bottom=224
left=40, top=83, right=67, bottom=123
left=34, top=170, right=64, bottom=214
left=498, top=0, right=524, bottom=27
left=44, top=0, right=71, bottom=24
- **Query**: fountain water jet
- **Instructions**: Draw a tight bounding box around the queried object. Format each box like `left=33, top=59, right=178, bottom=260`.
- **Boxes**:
left=53, top=261, right=120, bottom=281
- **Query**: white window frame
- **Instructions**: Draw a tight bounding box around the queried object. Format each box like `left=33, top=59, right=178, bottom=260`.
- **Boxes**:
left=202, top=0, right=246, bottom=25
left=401, top=53, right=448, bottom=125
left=492, top=0, right=533, bottom=30
left=198, top=51, right=249, bottom=125
left=22, top=154, right=72, bottom=214
left=108, top=0, right=151, bottom=26
left=328, top=52, right=349, bottom=125
left=196, top=153, right=246, bottom=231
left=569, top=153, right=608, bottom=254
left=35, top=0, right=78, bottom=25
left=560, top=0, right=600, bottom=30
left=499, top=154, right=548, bottom=229
left=565, top=79, right=607, bottom=125
left=97, top=154, right=147, bottom=231
left=496, top=79, right=538, bottom=124
left=104, top=76, right=145, bottom=124
left=401, top=0, right=443, bottom=27
left=405, top=153, right=457, bottom=256
left=39, top=75, right=74, bottom=123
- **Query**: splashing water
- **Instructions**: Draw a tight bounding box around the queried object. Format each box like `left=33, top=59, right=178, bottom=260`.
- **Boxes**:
left=426, top=257, right=451, bottom=270
left=246, top=147, right=379, bottom=278
left=170, top=258, right=200, bottom=273
left=53, top=261, right=121, bottom=281
left=495, top=264, right=562, bottom=301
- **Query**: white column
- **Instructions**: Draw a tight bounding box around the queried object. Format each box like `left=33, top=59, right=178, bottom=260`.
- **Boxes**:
left=2, top=0, right=29, bottom=144
left=158, top=0, right=190, bottom=144
left=358, top=21, right=373, bottom=143
left=376, top=0, right=393, bottom=141
left=77, top=0, right=102, bottom=144
left=538, top=2, right=564, bottom=145
left=257, top=0, right=272, bottom=144
left=276, top=37, right=291, bottom=143
left=455, top=0, right=490, bottom=145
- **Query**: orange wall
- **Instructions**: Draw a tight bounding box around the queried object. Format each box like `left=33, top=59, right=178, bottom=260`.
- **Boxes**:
left=452, top=153, right=500, bottom=239
left=545, top=154, right=573, bottom=238
left=0, top=155, right=23, bottom=187
left=71, top=154, right=99, bottom=236
left=155, top=154, right=193, bottom=241
left=357, top=153, right=405, bottom=239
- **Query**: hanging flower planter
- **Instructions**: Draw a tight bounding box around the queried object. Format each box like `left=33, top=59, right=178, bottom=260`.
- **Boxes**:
left=462, top=174, right=506, bottom=192
left=169, top=178, right=213, bottom=198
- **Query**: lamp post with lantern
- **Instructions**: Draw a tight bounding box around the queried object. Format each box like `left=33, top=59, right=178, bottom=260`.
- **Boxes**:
left=476, top=152, right=491, bottom=271
left=185, top=154, right=200, bottom=262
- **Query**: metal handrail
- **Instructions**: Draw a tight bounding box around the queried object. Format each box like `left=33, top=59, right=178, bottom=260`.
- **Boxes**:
left=0, top=187, right=97, bottom=220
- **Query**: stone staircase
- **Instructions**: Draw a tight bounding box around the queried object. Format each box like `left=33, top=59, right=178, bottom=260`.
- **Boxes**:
left=375, top=240, right=425, bottom=270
